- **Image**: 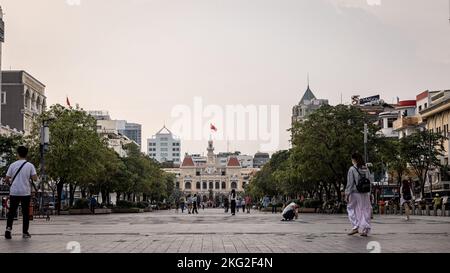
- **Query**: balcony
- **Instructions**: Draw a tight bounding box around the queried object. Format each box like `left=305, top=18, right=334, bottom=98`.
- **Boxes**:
left=393, top=116, right=422, bottom=131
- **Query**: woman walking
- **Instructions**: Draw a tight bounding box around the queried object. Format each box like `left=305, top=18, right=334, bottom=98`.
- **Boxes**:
left=400, top=179, right=414, bottom=221
left=230, top=189, right=237, bottom=216
left=345, top=153, right=372, bottom=237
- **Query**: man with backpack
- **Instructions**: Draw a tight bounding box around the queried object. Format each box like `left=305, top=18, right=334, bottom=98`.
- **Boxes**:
left=4, top=146, right=38, bottom=240
left=345, top=153, right=372, bottom=237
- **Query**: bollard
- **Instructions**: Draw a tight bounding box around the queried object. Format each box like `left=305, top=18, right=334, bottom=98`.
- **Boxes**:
left=412, top=203, right=416, bottom=215
left=426, top=204, right=430, bottom=216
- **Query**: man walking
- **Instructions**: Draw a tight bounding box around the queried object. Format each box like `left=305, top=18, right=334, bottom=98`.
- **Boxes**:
left=4, top=146, right=38, bottom=239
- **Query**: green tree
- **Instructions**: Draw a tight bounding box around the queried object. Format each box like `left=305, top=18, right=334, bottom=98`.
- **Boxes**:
left=290, top=104, right=377, bottom=201
left=0, top=134, right=24, bottom=176
left=28, top=104, right=106, bottom=213
left=400, top=130, right=446, bottom=197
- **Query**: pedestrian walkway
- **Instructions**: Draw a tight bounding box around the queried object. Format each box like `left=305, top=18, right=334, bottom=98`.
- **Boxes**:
left=1, top=209, right=449, bottom=253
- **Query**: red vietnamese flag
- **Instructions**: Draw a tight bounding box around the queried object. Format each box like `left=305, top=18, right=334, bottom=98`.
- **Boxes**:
left=66, top=96, right=72, bottom=108
left=210, top=123, right=217, bottom=132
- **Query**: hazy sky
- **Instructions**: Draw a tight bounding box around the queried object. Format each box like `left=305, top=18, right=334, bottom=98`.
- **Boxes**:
left=2, top=0, right=450, bottom=155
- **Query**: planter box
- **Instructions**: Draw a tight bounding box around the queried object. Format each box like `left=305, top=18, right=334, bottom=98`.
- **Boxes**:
left=144, top=208, right=153, bottom=212
left=69, top=209, right=92, bottom=215
left=300, top=208, right=317, bottom=213
left=94, top=208, right=112, bottom=215
left=112, top=208, right=144, bottom=213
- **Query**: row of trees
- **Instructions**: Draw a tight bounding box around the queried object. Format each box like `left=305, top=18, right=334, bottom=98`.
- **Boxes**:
left=1, top=104, right=175, bottom=213
left=247, top=104, right=446, bottom=202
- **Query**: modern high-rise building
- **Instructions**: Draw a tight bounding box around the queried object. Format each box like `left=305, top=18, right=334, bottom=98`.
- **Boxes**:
left=120, top=123, right=142, bottom=148
left=147, top=126, right=181, bottom=165
left=1, top=71, right=46, bottom=135
left=87, top=110, right=142, bottom=148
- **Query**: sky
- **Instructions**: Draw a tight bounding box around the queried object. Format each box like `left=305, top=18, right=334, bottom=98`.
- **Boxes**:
left=1, top=0, right=450, bottom=156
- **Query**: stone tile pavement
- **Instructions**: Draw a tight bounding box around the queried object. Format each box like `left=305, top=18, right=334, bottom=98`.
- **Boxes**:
left=1, top=209, right=449, bottom=253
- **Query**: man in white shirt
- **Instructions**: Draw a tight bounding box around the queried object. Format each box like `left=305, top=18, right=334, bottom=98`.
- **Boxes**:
left=4, top=146, right=38, bottom=239
left=281, top=202, right=298, bottom=221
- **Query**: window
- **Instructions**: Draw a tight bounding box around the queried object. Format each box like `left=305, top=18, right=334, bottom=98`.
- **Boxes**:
left=173, top=153, right=179, bottom=157
left=202, top=181, right=207, bottom=189
left=185, top=182, right=192, bottom=190
left=209, top=181, right=213, bottom=189
left=418, top=105, right=422, bottom=112
left=215, top=181, right=220, bottom=189
left=161, top=137, right=168, bottom=141
left=231, top=182, right=237, bottom=189
left=424, top=103, right=428, bottom=109
left=221, top=171, right=226, bottom=176
left=196, top=170, right=201, bottom=176
left=174, top=158, right=179, bottom=162
left=196, top=182, right=201, bottom=189
left=1, top=92, right=5, bottom=105
left=221, top=182, right=226, bottom=189
left=161, top=153, right=168, bottom=157
left=176, top=182, right=180, bottom=189
left=161, top=142, right=168, bottom=146
left=161, top=148, right=168, bottom=152
left=387, top=118, right=396, bottom=128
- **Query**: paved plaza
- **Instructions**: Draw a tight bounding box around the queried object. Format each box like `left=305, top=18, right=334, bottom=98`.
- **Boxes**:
left=1, top=209, right=450, bottom=253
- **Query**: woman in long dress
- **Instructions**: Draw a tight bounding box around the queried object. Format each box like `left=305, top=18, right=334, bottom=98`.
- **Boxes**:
left=345, top=153, right=372, bottom=237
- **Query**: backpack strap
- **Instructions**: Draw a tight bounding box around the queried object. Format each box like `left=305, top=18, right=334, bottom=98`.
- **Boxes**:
left=10, top=161, right=28, bottom=187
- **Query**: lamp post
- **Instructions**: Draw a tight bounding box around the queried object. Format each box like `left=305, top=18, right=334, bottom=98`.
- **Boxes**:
left=364, top=123, right=369, bottom=164
left=39, top=120, right=50, bottom=214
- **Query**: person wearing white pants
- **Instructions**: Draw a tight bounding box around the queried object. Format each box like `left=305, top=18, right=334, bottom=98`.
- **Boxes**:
left=345, top=153, right=372, bottom=237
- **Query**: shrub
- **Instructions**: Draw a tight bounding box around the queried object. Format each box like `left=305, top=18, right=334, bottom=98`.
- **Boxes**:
left=136, top=201, right=149, bottom=209
left=116, top=200, right=135, bottom=208
left=73, top=199, right=89, bottom=209
left=304, top=199, right=322, bottom=209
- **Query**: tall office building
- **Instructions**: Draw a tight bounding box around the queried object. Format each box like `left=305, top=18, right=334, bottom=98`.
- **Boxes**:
left=147, top=126, right=181, bottom=166
left=120, top=123, right=142, bottom=148
left=88, top=110, right=142, bottom=148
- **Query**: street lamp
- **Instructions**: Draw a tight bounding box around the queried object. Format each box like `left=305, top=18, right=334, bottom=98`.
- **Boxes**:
left=39, top=119, right=51, bottom=214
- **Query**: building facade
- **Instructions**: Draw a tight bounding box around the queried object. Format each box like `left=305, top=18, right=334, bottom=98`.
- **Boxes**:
left=292, top=83, right=328, bottom=125
left=1, top=71, right=46, bottom=135
left=120, top=123, right=142, bottom=148
left=147, top=126, right=181, bottom=166
left=176, top=140, right=256, bottom=201
left=88, top=110, right=136, bottom=157
left=253, top=152, right=270, bottom=168
left=88, top=111, right=142, bottom=148
left=419, top=90, right=450, bottom=197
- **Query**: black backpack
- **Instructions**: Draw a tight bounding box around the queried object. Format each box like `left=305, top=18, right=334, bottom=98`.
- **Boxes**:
left=403, top=186, right=412, bottom=201
left=353, top=167, right=371, bottom=193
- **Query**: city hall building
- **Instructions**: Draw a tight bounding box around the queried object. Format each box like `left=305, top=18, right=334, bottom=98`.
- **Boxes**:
left=175, top=140, right=257, bottom=202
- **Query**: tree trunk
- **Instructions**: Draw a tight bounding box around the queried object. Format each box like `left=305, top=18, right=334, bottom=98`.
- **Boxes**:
left=69, top=184, right=76, bottom=207
left=81, top=187, right=87, bottom=199
left=56, top=181, right=64, bottom=215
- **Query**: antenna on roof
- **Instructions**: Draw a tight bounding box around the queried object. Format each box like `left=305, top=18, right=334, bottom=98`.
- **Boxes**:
left=307, top=73, right=310, bottom=88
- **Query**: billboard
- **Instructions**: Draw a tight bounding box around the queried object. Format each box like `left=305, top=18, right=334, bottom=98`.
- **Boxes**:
left=352, top=95, right=381, bottom=105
